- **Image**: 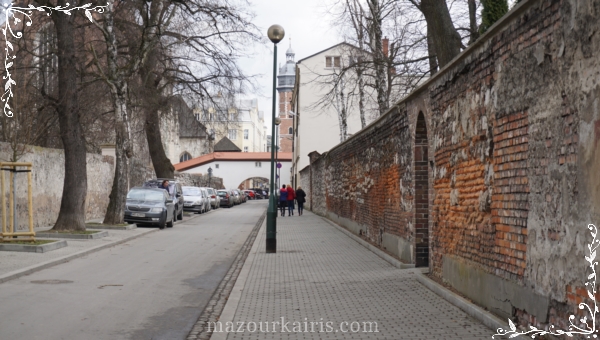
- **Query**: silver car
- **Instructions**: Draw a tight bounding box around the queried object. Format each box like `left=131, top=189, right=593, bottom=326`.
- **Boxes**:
left=202, top=187, right=220, bottom=209
left=182, top=186, right=208, bottom=214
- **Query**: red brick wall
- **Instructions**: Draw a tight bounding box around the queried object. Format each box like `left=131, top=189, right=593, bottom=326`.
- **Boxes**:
left=304, top=0, right=600, bottom=332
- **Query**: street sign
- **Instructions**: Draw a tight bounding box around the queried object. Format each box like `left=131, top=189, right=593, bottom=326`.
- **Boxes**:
left=277, top=163, right=282, bottom=168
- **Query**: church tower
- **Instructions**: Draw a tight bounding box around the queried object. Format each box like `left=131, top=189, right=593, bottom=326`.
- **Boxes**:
left=276, top=40, right=295, bottom=153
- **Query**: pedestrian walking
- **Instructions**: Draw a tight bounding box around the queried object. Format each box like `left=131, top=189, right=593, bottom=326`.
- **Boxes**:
left=286, top=184, right=295, bottom=216
left=295, top=186, right=306, bottom=216
left=279, top=185, right=288, bottom=217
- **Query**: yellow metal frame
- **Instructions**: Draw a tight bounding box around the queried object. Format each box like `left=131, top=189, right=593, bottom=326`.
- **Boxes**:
left=0, top=162, right=35, bottom=242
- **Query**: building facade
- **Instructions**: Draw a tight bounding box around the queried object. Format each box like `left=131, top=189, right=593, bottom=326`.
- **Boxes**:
left=195, top=98, right=267, bottom=154
left=290, top=43, right=379, bottom=187
left=276, top=42, right=295, bottom=153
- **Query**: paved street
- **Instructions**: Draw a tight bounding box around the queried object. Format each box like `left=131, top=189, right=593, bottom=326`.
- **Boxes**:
left=207, top=210, right=493, bottom=340
left=0, top=201, right=267, bottom=340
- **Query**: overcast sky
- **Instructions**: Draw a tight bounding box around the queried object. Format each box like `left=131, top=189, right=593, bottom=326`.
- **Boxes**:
left=239, top=0, right=519, bottom=131
left=239, top=0, right=341, bottom=129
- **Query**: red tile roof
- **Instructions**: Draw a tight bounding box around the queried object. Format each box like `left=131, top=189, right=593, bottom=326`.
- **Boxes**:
left=174, top=152, right=293, bottom=172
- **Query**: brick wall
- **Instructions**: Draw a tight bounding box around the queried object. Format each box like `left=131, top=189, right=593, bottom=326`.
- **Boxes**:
left=302, top=0, right=600, bottom=331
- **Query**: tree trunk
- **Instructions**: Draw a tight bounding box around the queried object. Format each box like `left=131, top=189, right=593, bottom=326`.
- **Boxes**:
left=140, top=52, right=174, bottom=179
left=52, top=1, right=87, bottom=231
left=468, top=0, right=480, bottom=45
left=357, top=65, right=367, bottom=129
left=103, top=88, right=131, bottom=224
left=101, top=1, right=133, bottom=225
left=367, top=0, right=389, bottom=116
left=427, top=30, right=439, bottom=76
left=144, top=102, right=174, bottom=178
left=420, top=0, right=461, bottom=68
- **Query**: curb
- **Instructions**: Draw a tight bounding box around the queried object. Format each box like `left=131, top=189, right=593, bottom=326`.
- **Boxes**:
left=207, top=217, right=265, bottom=340
left=0, top=228, right=158, bottom=284
left=413, top=271, right=529, bottom=339
left=319, top=216, right=415, bottom=269
left=0, top=240, right=68, bottom=253
left=36, top=230, right=109, bottom=240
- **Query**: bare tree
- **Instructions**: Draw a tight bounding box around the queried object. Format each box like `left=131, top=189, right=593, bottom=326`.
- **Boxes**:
left=89, top=0, right=164, bottom=224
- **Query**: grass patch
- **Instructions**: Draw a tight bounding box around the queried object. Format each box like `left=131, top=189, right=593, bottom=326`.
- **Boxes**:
left=0, top=239, right=56, bottom=245
left=42, top=230, right=99, bottom=235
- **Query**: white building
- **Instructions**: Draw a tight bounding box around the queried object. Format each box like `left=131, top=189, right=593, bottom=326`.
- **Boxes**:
left=290, top=43, right=378, bottom=186
left=195, top=98, right=267, bottom=153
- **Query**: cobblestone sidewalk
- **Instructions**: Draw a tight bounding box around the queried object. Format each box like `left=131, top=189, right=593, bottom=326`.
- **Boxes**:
left=210, top=211, right=493, bottom=340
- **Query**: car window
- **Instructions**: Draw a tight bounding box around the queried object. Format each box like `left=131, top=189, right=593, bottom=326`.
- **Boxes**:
left=217, top=191, right=227, bottom=197
left=127, top=189, right=164, bottom=201
left=183, top=187, right=200, bottom=196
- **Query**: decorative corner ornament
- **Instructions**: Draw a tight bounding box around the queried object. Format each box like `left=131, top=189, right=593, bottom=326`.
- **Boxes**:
left=1, top=1, right=109, bottom=117
left=493, top=224, right=599, bottom=339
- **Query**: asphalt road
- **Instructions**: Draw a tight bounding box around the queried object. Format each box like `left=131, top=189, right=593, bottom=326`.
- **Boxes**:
left=0, top=200, right=267, bottom=340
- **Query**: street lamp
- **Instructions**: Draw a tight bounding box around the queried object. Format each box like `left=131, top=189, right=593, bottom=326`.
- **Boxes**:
left=266, top=24, right=284, bottom=254
left=207, top=167, right=213, bottom=187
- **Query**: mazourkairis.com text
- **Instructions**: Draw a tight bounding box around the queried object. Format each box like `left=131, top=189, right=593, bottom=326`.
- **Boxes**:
left=208, top=317, right=379, bottom=333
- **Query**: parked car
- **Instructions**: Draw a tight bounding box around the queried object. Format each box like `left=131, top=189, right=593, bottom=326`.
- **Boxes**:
left=243, top=190, right=255, bottom=200
left=237, top=189, right=247, bottom=203
left=252, top=189, right=264, bottom=199
left=182, top=186, right=208, bottom=214
left=124, top=187, right=175, bottom=229
left=217, top=190, right=234, bottom=208
left=143, top=179, right=184, bottom=220
left=232, top=189, right=245, bottom=204
left=202, top=187, right=220, bottom=209
left=229, top=189, right=240, bottom=205
left=200, top=187, right=211, bottom=212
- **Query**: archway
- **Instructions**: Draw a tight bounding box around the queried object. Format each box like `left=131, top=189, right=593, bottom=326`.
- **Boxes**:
left=237, top=177, right=269, bottom=191
left=414, top=112, right=429, bottom=267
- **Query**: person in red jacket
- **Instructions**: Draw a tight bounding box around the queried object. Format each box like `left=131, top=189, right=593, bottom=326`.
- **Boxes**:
left=286, top=184, right=295, bottom=216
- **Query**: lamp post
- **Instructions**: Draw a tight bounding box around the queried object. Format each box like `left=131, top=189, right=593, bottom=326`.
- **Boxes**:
left=207, top=167, right=213, bottom=187
left=266, top=24, right=284, bottom=254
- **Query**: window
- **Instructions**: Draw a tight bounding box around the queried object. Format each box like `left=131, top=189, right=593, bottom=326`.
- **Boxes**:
left=288, top=127, right=293, bottom=135
left=325, top=56, right=341, bottom=68
left=215, top=164, right=219, bottom=169
left=195, top=113, right=200, bottom=121
left=255, top=162, right=261, bottom=167
left=228, top=129, right=237, bottom=140
left=244, top=146, right=248, bottom=152
left=244, top=129, right=249, bottom=140
left=180, top=152, right=192, bottom=162
left=35, top=23, right=58, bottom=94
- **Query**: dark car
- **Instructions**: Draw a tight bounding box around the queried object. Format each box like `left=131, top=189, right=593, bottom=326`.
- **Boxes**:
left=124, top=187, right=175, bottom=229
left=217, top=190, right=234, bottom=208
left=143, top=179, right=184, bottom=220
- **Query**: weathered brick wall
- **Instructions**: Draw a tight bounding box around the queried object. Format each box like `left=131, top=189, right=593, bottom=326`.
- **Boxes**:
left=305, top=0, right=600, bottom=330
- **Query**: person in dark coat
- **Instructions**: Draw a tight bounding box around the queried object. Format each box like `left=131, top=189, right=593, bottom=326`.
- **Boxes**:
left=279, top=184, right=288, bottom=217
left=160, top=180, right=170, bottom=193
left=286, top=184, right=295, bottom=216
left=295, top=186, right=306, bottom=216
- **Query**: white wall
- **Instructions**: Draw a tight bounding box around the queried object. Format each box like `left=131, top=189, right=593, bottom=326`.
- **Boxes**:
left=295, top=44, right=378, bottom=173
left=183, top=159, right=291, bottom=189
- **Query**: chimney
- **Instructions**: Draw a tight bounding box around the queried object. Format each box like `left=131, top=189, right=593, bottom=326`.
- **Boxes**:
left=382, top=37, right=389, bottom=58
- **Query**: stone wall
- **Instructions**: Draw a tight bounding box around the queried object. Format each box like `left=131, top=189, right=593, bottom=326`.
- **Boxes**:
left=0, top=142, right=113, bottom=229
left=302, top=0, right=600, bottom=331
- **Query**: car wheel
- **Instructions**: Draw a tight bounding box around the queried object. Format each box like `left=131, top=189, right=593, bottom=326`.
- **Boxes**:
left=177, top=207, right=183, bottom=220
left=167, top=212, right=174, bottom=228
left=159, top=212, right=166, bottom=229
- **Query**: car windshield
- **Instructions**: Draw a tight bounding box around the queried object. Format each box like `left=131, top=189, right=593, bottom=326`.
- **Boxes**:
left=127, top=189, right=164, bottom=201
left=183, top=188, right=201, bottom=196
